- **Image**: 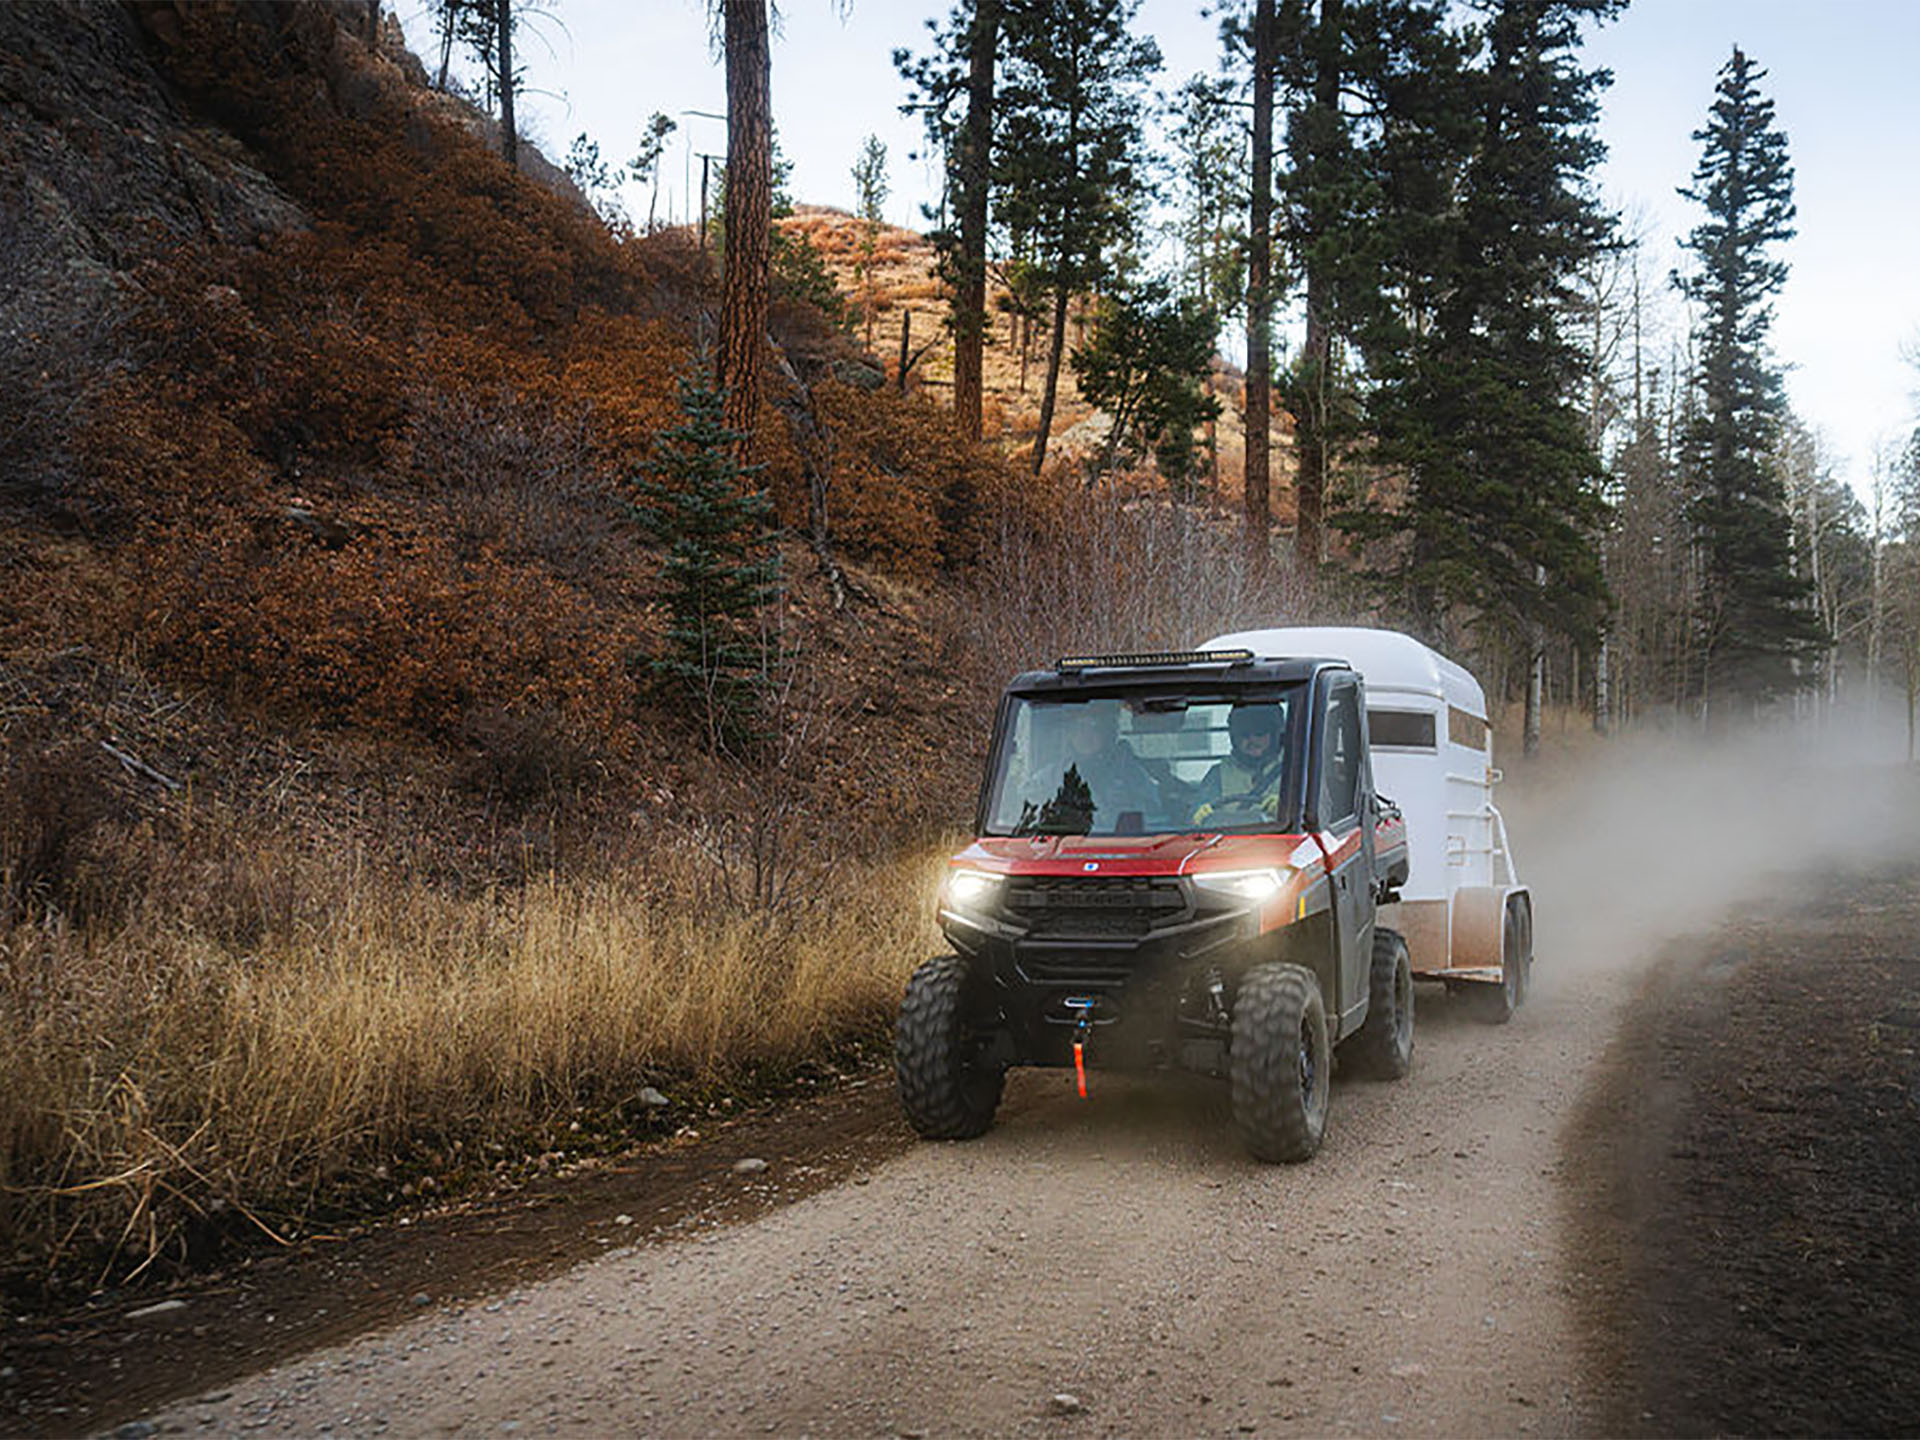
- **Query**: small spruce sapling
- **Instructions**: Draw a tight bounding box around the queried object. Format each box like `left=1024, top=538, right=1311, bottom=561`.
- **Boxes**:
left=631, top=370, right=783, bottom=753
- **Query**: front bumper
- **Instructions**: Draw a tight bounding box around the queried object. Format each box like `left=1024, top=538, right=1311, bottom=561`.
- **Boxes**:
left=940, top=875, right=1275, bottom=1070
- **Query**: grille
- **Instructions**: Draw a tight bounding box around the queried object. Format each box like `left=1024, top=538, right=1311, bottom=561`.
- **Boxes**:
left=1002, top=876, right=1188, bottom=940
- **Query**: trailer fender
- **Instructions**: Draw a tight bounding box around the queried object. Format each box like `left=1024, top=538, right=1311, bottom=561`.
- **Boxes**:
left=1450, top=885, right=1530, bottom=971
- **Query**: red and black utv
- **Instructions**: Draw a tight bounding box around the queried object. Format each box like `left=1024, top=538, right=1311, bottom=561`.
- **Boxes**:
left=895, top=649, right=1412, bottom=1162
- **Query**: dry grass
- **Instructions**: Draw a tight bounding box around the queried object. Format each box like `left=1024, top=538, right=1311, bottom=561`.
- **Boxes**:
left=0, top=818, right=947, bottom=1295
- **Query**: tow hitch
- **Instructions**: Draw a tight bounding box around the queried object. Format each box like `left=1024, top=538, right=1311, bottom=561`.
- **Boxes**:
left=1064, top=996, right=1097, bottom=1098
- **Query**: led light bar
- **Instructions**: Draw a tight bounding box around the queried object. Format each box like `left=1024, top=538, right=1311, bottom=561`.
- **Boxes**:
left=1055, top=648, right=1255, bottom=671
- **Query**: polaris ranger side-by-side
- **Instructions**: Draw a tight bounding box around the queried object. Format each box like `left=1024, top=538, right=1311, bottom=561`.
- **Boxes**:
left=894, top=628, right=1533, bottom=1162
left=895, top=643, right=1415, bottom=1162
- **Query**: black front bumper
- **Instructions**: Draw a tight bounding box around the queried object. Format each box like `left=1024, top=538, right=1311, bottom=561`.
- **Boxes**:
left=940, top=875, right=1271, bottom=1070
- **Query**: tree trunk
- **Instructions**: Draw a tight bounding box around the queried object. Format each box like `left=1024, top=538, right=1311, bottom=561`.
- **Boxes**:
left=718, top=0, right=772, bottom=448
left=1594, top=629, right=1611, bottom=734
left=1293, top=0, right=1341, bottom=572
left=1031, top=282, right=1072, bottom=476
left=1244, top=0, right=1276, bottom=575
left=1525, top=643, right=1544, bottom=758
left=495, top=0, right=516, bottom=170
left=434, top=0, right=455, bottom=89
left=952, top=0, right=1001, bottom=444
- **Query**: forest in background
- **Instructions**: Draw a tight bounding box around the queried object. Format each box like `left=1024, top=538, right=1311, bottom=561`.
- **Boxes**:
left=0, top=0, right=1917, bottom=1299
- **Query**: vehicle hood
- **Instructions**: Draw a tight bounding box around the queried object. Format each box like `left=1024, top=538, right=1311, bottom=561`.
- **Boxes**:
left=954, top=832, right=1310, bottom=878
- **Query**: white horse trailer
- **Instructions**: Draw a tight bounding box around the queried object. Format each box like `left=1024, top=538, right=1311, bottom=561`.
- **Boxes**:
left=1203, top=626, right=1533, bottom=1019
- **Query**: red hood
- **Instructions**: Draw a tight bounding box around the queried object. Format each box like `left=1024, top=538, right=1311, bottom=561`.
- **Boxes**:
left=954, top=832, right=1308, bottom=877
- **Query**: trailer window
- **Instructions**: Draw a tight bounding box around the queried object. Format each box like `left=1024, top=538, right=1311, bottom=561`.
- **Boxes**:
left=1368, top=709, right=1436, bottom=749
left=1447, top=706, right=1489, bottom=751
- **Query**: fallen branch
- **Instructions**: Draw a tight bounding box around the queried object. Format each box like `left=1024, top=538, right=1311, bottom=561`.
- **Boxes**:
left=101, top=739, right=183, bottom=792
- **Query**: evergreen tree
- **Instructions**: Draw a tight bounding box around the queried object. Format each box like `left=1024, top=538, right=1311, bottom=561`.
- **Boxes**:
left=1676, top=46, right=1821, bottom=712
left=630, top=111, right=677, bottom=230
left=1352, top=0, right=1619, bottom=659
left=631, top=371, right=783, bottom=754
left=851, top=134, right=890, bottom=350
left=994, top=0, right=1162, bottom=474
left=1275, top=0, right=1469, bottom=569
left=894, top=0, right=1002, bottom=442
left=1165, top=75, right=1245, bottom=333
left=1069, top=276, right=1222, bottom=488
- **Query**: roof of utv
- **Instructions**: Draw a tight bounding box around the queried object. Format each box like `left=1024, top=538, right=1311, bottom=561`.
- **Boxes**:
left=1202, top=626, right=1487, bottom=720
left=1003, top=649, right=1339, bottom=696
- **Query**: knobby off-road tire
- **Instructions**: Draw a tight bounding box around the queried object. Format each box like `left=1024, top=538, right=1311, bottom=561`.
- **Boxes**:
left=895, top=954, right=1005, bottom=1140
left=1230, top=962, right=1331, bottom=1163
left=1469, top=903, right=1528, bottom=1025
left=1344, top=926, right=1415, bottom=1080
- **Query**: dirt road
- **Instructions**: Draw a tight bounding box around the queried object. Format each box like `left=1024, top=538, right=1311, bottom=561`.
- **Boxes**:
left=103, top=744, right=1916, bottom=1437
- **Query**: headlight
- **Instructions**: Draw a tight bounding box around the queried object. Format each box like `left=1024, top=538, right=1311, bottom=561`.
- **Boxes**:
left=945, top=869, right=1004, bottom=910
left=1191, top=868, right=1287, bottom=903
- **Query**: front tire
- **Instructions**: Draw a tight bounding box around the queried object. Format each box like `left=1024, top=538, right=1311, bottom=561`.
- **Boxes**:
left=1345, top=927, right=1415, bottom=1079
left=1230, top=963, right=1331, bottom=1163
left=895, top=954, right=1005, bottom=1140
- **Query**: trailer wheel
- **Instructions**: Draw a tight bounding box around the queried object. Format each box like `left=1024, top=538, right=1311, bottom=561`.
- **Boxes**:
left=1468, top=905, right=1527, bottom=1025
left=895, top=954, right=1005, bottom=1140
left=1345, top=927, right=1415, bottom=1079
left=1230, top=963, right=1331, bottom=1162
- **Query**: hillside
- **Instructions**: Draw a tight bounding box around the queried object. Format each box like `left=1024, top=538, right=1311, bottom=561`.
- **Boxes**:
left=0, top=0, right=997, bottom=1297
left=779, top=205, right=1296, bottom=518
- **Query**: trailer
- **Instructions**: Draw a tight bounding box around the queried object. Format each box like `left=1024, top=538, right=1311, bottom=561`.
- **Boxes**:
left=1204, top=626, right=1533, bottom=1020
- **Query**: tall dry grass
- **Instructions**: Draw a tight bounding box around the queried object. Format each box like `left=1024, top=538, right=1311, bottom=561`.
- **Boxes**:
left=0, top=815, right=947, bottom=1294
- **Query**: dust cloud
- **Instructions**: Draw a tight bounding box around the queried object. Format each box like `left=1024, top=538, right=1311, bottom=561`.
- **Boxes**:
left=1500, top=719, right=1920, bottom=989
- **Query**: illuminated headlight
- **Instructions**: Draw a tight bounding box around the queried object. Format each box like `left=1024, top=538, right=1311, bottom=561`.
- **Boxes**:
left=944, top=869, right=1004, bottom=911
left=1191, top=868, right=1288, bottom=903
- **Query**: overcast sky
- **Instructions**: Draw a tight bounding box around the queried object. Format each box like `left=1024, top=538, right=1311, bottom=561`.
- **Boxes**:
left=398, top=0, right=1920, bottom=505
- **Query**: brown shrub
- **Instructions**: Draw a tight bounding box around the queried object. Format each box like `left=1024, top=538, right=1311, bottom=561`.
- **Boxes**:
left=458, top=705, right=604, bottom=808
left=0, top=729, right=114, bottom=926
left=127, top=516, right=634, bottom=737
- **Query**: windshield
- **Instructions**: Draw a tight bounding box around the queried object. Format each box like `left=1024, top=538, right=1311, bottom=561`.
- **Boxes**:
left=982, top=687, right=1306, bottom=837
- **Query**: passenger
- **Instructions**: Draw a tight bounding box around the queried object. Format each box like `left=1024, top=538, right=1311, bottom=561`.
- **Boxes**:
left=1192, top=704, right=1285, bottom=825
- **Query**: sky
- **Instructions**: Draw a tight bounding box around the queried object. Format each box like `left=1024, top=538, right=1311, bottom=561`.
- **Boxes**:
left=397, top=0, right=1920, bottom=505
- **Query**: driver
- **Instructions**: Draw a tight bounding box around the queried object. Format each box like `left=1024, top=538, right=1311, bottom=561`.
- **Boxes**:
left=1192, top=703, right=1285, bottom=826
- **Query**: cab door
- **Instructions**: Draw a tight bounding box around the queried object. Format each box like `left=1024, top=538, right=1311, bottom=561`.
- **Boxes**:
left=1314, top=675, right=1375, bottom=1036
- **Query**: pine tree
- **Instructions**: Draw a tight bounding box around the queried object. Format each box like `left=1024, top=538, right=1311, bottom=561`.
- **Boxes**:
left=994, top=0, right=1162, bottom=475
left=1165, top=75, right=1245, bottom=324
left=1069, top=276, right=1221, bottom=488
left=632, top=371, right=783, bottom=754
left=1676, top=46, right=1821, bottom=713
left=894, top=0, right=1002, bottom=442
left=1353, top=0, right=1619, bottom=661
left=851, top=134, right=890, bottom=350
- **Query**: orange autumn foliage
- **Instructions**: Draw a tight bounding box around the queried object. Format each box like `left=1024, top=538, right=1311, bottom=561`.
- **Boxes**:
left=45, top=1, right=1027, bottom=744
